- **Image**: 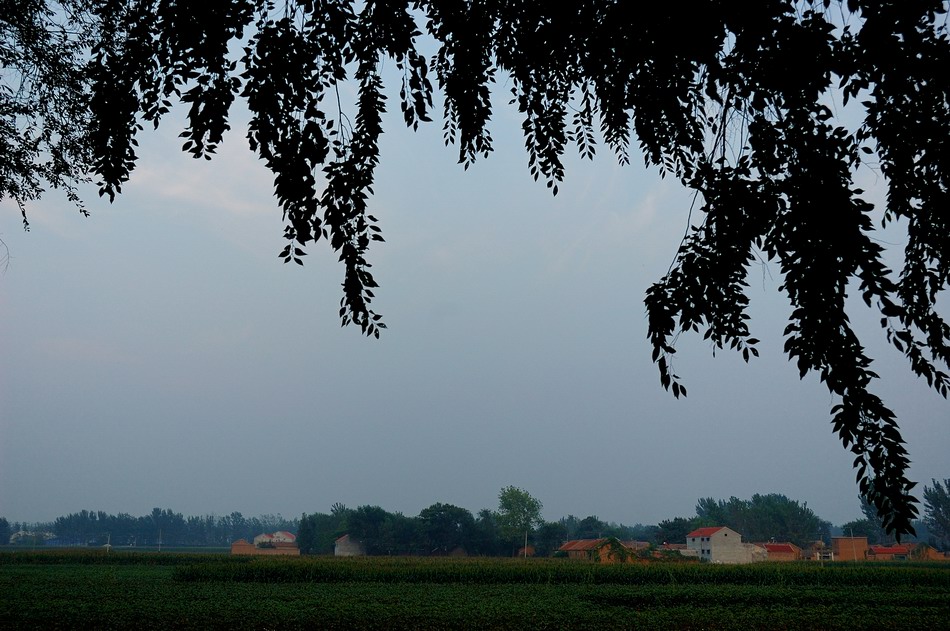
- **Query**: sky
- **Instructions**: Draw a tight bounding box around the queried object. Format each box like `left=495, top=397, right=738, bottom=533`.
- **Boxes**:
left=1, top=67, right=947, bottom=530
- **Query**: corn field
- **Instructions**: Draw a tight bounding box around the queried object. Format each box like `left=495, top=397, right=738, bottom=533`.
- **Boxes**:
left=2, top=551, right=947, bottom=629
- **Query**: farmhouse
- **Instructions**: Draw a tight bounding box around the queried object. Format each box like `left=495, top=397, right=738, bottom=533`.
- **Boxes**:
left=685, top=526, right=767, bottom=564
left=230, top=538, right=300, bottom=556
left=761, top=542, right=803, bottom=562
left=231, top=530, right=300, bottom=556
left=867, top=544, right=910, bottom=561
left=334, top=534, right=365, bottom=556
left=908, top=543, right=950, bottom=561
left=558, top=538, right=650, bottom=563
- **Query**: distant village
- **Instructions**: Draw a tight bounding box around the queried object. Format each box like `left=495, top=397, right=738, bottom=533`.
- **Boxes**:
left=230, top=526, right=950, bottom=564
left=5, top=483, right=949, bottom=563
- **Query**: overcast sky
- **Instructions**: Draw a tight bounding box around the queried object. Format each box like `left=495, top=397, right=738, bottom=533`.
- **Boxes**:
left=1, top=69, right=947, bottom=529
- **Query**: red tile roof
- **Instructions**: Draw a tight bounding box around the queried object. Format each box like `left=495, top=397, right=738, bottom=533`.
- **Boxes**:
left=869, top=545, right=910, bottom=555
left=764, top=543, right=799, bottom=554
left=559, top=539, right=608, bottom=552
left=686, top=527, right=723, bottom=538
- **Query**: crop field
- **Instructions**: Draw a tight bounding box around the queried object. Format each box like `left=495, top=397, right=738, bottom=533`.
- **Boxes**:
left=1, top=551, right=948, bottom=629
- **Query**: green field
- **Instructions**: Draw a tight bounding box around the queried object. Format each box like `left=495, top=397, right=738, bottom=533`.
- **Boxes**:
left=1, top=551, right=948, bottom=629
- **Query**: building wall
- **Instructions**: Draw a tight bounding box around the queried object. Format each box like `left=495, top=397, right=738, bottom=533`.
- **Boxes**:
left=911, top=545, right=949, bottom=561
left=230, top=539, right=300, bottom=556
left=686, top=528, right=766, bottom=564
left=766, top=549, right=801, bottom=562
left=686, top=532, right=718, bottom=561
left=832, top=537, right=868, bottom=561
left=762, top=543, right=802, bottom=561
left=712, top=541, right=767, bottom=564
left=334, top=534, right=365, bottom=556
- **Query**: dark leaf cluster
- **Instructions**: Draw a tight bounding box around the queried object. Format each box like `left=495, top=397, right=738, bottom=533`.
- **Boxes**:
left=5, top=1, right=949, bottom=537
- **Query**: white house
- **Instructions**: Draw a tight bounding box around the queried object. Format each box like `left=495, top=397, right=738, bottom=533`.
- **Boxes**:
left=685, top=526, right=767, bottom=564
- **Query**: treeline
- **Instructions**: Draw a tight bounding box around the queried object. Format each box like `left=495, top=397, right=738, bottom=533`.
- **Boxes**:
left=4, top=483, right=947, bottom=552
left=654, top=495, right=832, bottom=549
left=300, top=492, right=943, bottom=556
left=0, top=509, right=295, bottom=547
left=297, top=493, right=832, bottom=556
left=297, top=502, right=655, bottom=557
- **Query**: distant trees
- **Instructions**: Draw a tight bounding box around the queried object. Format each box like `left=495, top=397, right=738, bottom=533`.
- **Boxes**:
left=558, top=514, right=656, bottom=544
left=571, top=515, right=609, bottom=540
left=50, top=508, right=295, bottom=547
left=21, top=483, right=942, bottom=554
left=924, top=479, right=950, bottom=550
left=695, top=494, right=830, bottom=548
left=342, top=505, right=390, bottom=555
left=0, top=517, right=10, bottom=545
left=297, top=504, right=350, bottom=555
left=496, top=486, right=544, bottom=556
left=655, top=517, right=703, bottom=546
left=534, top=521, right=568, bottom=557
left=469, top=509, right=505, bottom=557
left=418, top=503, right=475, bottom=555
left=299, top=504, right=422, bottom=556
left=840, top=496, right=892, bottom=545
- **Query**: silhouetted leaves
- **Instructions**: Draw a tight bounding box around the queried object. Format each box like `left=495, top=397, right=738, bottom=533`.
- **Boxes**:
left=6, top=1, right=949, bottom=538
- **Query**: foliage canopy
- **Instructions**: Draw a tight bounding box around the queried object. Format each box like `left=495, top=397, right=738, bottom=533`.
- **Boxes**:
left=695, top=494, right=831, bottom=548
left=3, top=0, right=950, bottom=538
left=497, top=485, right=544, bottom=544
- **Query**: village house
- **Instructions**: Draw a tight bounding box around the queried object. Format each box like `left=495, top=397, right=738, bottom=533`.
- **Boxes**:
left=685, top=526, right=767, bottom=564
left=908, top=543, right=950, bottom=561
left=230, top=538, right=300, bottom=556
left=804, top=541, right=834, bottom=561
left=334, top=534, right=365, bottom=556
left=761, top=542, right=803, bottom=562
left=867, top=544, right=909, bottom=561
left=231, top=530, right=300, bottom=556
left=558, top=538, right=650, bottom=564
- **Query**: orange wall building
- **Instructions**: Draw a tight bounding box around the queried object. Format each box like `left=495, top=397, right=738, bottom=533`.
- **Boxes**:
left=831, top=536, right=868, bottom=561
left=230, top=539, right=300, bottom=556
left=762, top=542, right=803, bottom=561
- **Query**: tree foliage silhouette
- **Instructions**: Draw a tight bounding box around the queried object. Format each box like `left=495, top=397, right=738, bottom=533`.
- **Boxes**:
left=1, top=0, right=96, bottom=225
left=3, top=0, right=949, bottom=538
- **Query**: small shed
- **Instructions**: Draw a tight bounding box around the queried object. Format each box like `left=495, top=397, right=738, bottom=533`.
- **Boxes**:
left=558, top=538, right=646, bottom=564
left=231, top=538, right=300, bottom=556
left=334, top=534, right=365, bottom=557
left=762, top=542, right=803, bottom=562
left=908, top=544, right=950, bottom=561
